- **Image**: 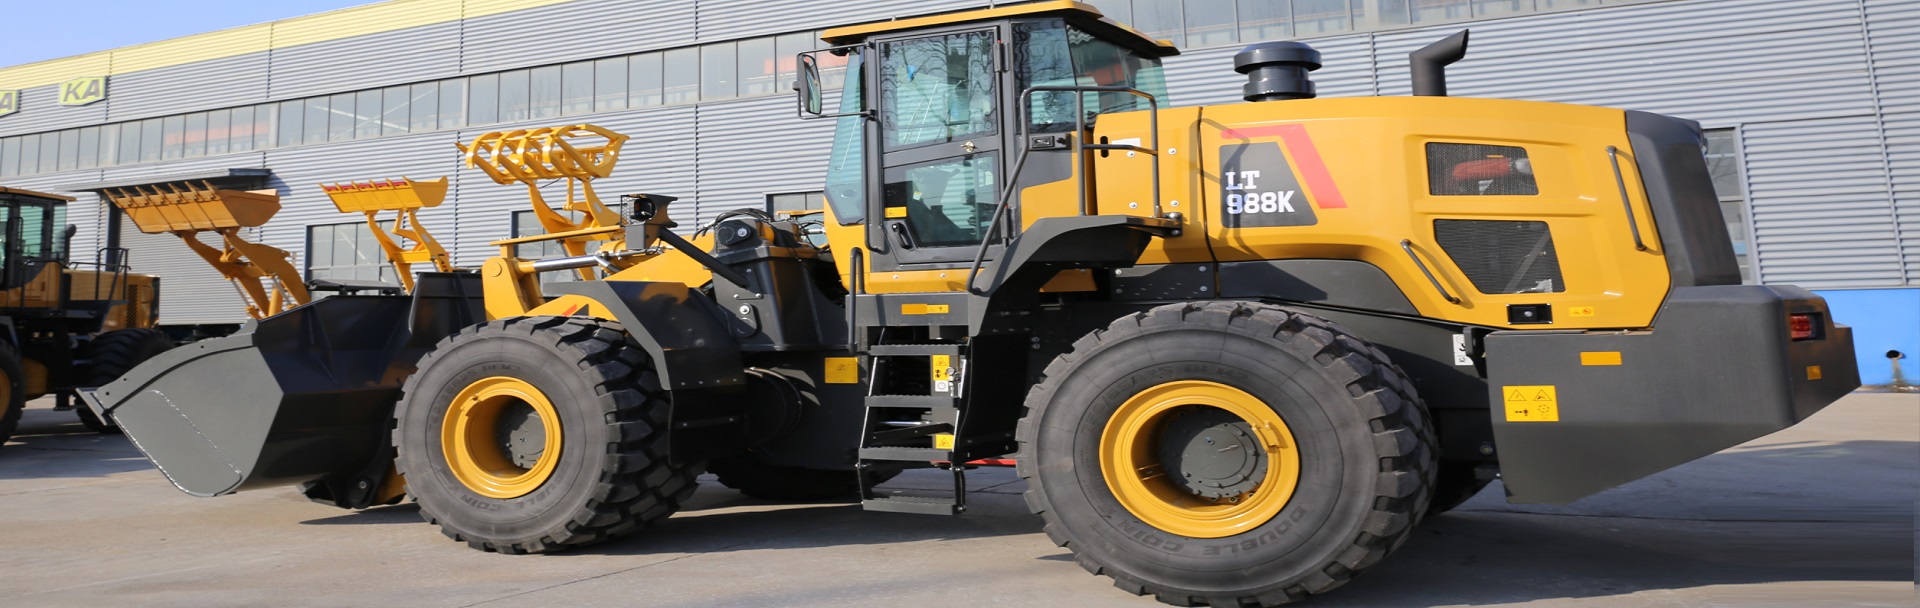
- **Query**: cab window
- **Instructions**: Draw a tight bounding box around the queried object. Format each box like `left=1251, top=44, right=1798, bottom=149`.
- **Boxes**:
left=1018, top=20, right=1169, bottom=133
left=879, top=31, right=998, bottom=150
left=1427, top=143, right=1538, bottom=196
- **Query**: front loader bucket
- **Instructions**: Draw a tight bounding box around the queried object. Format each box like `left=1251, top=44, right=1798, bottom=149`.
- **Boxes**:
left=80, top=272, right=483, bottom=497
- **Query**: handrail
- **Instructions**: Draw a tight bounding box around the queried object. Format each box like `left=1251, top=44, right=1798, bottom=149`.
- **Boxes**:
left=1606, top=145, right=1649, bottom=252
left=962, top=85, right=1162, bottom=297
left=1020, top=85, right=1162, bottom=217
left=1400, top=239, right=1462, bottom=305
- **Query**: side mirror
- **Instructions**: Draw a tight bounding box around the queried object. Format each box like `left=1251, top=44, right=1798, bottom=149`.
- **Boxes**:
left=797, top=54, right=825, bottom=116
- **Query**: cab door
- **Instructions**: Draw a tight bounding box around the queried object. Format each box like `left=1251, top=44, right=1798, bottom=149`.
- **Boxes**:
left=867, top=26, right=1005, bottom=267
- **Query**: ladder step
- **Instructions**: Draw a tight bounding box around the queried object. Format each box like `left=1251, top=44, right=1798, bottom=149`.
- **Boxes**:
left=869, top=422, right=953, bottom=444
left=862, top=495, right=961, bottom=515
left=860, top=447, right=951, bottom=461
left=866, top=343, right=964, bottom=356
left=864, top=394, right=956, bottom=409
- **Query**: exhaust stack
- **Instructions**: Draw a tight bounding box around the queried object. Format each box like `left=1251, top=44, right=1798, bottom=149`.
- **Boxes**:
left=1410, top=30, right=1470, bottom=96
left=1234, top=41, right=1322, bottom=102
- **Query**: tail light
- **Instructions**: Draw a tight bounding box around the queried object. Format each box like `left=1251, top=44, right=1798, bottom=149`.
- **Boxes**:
left=1789, top=314, right=1817, bottom=340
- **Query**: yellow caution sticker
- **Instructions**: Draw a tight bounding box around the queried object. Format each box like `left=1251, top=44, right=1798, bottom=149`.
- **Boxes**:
left=933, top=433, right=955, bottom=450
left=1568, top=306, right=1597, bottom=318
left=901, top=303, right=950, bottom=315
left=932, top=354, right=951, bottom=382
left=1580, top=351, right=1622, bottom=366
left=824, top=357, right=859, bottom=384
left=1502, top=385, right=1560, bottom=422
left=885, top=206, right=907, bottom=218
left=1807, top=365, right=1823, bottom=380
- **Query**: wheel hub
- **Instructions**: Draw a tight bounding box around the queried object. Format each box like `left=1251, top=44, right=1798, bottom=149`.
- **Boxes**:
left=1159, top=406, right=1267, bottom=500
left=1099, top=380, right=1301, bottom=539
left=496, top=401, right=547, bottom=469
left=441, top=376, right=563, bottom=499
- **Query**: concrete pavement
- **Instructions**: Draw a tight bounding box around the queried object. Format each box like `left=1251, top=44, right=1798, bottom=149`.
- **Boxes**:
left=1, top=392, right=1913, bottom=607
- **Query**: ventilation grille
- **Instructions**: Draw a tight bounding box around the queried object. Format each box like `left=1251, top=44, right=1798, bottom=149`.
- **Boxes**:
left=1433, top=220, right=1565, bottom=294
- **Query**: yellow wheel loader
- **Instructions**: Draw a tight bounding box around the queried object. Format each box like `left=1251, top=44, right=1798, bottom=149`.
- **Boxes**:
left=0, top=186, right=166, bottom=442
left=83, top=3, right=1859, bottom=605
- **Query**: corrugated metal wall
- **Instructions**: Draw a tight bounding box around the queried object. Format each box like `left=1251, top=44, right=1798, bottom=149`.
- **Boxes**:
left=1865, top=0, right=1920, bottom=285
left=108, top=55, right=270, bottom=122
left=696, top=0, right=990, bottom=41
left=692, top=96, right=839, bottom=219
left=1741, top=116, right=1904, bottom=287
left=459, top=1, right=697, bottom=73
left=270, top=23, right=463, bottom=100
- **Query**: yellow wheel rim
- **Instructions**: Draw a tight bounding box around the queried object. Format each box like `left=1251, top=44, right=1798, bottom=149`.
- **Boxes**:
left=440, top=376, right=563, bottom=499
left=1100, top=380, right=1301, bottom=539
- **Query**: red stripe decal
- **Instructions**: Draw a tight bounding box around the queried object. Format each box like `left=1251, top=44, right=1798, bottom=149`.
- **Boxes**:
left=562, top=303, right=584, bottom=316
left=1219, top=124, right=1348, bottom=209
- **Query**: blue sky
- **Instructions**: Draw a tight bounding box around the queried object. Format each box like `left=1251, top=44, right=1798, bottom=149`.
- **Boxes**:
left=2, top=0, right=369, bottom=66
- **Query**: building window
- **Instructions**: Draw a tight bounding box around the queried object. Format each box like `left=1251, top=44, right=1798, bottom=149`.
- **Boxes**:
left=768, top=191, right=826, bottom=214
left=306, top=223, right=395, bottom=284
left=1704, top=128, right=1754, bottom=283
left=702, top=42, right=738, bottom=101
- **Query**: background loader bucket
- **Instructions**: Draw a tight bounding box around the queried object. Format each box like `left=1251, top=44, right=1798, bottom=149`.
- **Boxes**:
left=81, top=273, right=483, bottom=497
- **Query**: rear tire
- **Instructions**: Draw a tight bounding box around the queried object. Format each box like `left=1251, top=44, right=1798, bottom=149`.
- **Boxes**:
left=0, top=341, right=24, bottom=450
left=1017, top=302, right=1437, bottom=607
left=79, top=328, right=176, bottom=433
left=394, top=316, right=701, bottom=553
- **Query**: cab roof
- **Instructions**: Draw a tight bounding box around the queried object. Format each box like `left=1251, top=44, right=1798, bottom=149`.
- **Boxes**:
left=821, top=1, right=1180, bottom=57
left=0, top=186, right=75, bottom=202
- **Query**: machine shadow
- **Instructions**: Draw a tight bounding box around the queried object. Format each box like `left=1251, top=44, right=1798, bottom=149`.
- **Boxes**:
left=1316, top=438, right=1914, bottom=607
left=0, top=405, right=153, bottom=480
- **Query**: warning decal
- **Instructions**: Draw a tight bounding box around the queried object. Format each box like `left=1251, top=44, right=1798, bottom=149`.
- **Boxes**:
left=1502, top=385, right=1559, bottom=422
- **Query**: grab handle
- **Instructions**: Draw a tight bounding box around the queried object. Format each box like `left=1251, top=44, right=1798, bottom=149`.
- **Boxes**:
left=1401, top=239, right=1462, bottom=305
left=1606, top=145, right=1649, bottom=252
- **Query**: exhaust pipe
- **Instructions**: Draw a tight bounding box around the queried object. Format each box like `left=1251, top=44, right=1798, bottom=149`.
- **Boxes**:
left=1410, top=30, right=1470, bottom=97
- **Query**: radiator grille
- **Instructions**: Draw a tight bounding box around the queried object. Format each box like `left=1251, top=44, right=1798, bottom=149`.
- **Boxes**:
left=1433, top=219, right=1565, bottom=294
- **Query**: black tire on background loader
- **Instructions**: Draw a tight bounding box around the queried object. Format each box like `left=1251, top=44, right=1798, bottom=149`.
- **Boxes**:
left=708, top=455, right=897, bottom=501
left=1017, top=301, right=1438, bottom=607
left=0, top=340, right=25, bottom=449
left=393, top=316, right=702, bottom=554
left=78, top=328, right=176, bottom=433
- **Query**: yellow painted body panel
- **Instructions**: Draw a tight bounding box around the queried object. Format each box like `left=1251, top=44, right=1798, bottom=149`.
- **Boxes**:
left=1181, top=97, right=1671, bottom=329
left=1086, top=106, right=1212, bottom=266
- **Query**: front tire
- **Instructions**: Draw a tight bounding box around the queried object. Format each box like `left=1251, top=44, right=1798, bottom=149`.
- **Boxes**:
left=1017, top=302, right=1437, bottom=606
left=79, top=328, right=176, bottom=433
left=393, top=316, right=701, bottom=553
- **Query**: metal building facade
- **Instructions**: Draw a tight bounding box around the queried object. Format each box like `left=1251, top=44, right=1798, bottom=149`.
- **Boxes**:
left=0, top=0, right=1912, bottom=381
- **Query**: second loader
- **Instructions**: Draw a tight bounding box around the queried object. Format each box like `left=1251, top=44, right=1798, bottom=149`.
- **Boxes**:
left=84, top=3, right=1859, bottom=605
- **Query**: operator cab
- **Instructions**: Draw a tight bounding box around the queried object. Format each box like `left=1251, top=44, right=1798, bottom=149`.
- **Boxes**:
left=0, top=187, right=73, bottom=301
left=797, top=1, right=1176, bottom=272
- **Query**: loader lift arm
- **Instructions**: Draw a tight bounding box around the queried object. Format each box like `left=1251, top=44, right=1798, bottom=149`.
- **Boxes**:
left=106, top=182, right=308, bottom=319
left=321, top=177, right=457, bottom=292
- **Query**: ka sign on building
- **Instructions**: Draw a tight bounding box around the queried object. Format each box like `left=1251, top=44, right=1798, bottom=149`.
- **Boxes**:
left=60, top=77, right=105, bottom=106
left=0, top=90, right=17, bottom=117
